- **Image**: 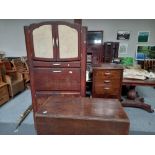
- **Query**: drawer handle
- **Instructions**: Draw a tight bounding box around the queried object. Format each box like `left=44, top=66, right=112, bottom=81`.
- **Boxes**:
left=53, top=63, right=60, bottom=66
left=104, top=80, right=110, bottom=83
left=53, top=71, right=62, bottom=73
left=104, top=87, right=110, bottom=90
left=69, top=71, right=73, bottom=74
left=104, top=72, right=111, bottom=75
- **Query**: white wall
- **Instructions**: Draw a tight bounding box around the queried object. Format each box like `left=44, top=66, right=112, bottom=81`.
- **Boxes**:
left=0, top=19, right=73, bottom=57
left=0, top=19, right=155, bottom=58
left=82, top=19, right=155, bottom=57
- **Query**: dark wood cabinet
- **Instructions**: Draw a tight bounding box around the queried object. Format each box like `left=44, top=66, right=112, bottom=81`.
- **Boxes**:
left=103, top=42, right=119, bottom=63
left=92, top=63, right=123, bottom=99
left=35, top=96, right=129, bottom=135
left=24, top=21, right=87, bottom=113
left=87, top=44, right=104, bottom=65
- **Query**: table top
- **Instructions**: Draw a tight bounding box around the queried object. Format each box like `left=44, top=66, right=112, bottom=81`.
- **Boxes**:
left=123, top=78, right=155, bottom=86
left=92, top=63, right=123, bottom=70
left=36, top=96, right=129, bottom=122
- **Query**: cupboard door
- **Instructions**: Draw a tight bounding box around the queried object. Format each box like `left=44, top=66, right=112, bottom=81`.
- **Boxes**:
left=58, top=25, right=79, bottom=60
left=32, top=25, right=54, bottom=59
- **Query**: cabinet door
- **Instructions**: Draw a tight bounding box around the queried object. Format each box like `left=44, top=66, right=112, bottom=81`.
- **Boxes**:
left=57, top=25, right=79, bottom=61
left=32, top=25, right=55, bottom=60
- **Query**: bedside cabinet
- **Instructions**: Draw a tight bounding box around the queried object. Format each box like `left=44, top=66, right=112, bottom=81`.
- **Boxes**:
left=0, top=83, right=9, bottom=106
left=92, top=63, right=123, bottom=99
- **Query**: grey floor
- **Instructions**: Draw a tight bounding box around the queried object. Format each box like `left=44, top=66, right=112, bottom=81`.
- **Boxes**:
left=0, top=87, right=155, bottom=135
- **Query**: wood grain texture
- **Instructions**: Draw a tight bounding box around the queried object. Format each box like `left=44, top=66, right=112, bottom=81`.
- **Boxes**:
left=35, top=96, right=129, bottom=135
left=92, top=63, right=123, bottom=99
left=24, top=21, right=86, bottom=113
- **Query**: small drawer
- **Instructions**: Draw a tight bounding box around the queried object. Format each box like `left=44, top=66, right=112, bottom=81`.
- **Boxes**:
left=94, top=79, right=121, bottom=88
left=94, top=69, right=122, bottom=80
left=93, top=85, right=120, bottom=97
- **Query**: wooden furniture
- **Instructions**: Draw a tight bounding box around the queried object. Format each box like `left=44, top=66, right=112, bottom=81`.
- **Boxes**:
left=4, top=70, right=25, bottom=97
left=137, top=59, right=155, bottom=72
left=11, top=58, right=30, bottom=86
left=122, top=78, right=155, bottom=113
left=103, top=42, right=119, bottom=63
left=87, top=31, right=104, bottom=66
left=92, top=63, right=123, bottom=99
left=74, top=19, right=82, bottom=25
left=0, top=62, right=9, bottom=106
left=2, top=60, right=25, bottom=97
left=0, top=83, right=9, bottom=106
left=87, top=44, right=104, bottom=65
left=35, top=96, right=130, bottom=135
left=24, top=21, right=87, bottom=114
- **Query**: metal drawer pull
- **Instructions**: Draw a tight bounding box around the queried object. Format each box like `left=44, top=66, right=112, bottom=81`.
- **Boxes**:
left=104, top=87, right=110, bottom=90
left=53, top=71, right=62, bottom=73
left=104, top=72, right=111, bottom=75
left=69, top=71, right=73, bottom=74
left=104, top=80, right=110, bottom=83
left=53, top=63, right=60, bottom=66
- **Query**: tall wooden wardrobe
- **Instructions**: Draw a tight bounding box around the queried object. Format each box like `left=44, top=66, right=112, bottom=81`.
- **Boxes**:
left=24, top=21, right=87, bottom=114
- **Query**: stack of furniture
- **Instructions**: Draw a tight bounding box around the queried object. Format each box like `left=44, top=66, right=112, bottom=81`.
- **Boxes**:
left=2, top=60, right=25, bottom=97
left=24, top=21, right=129, bottom=135
left=0, top=62, right=9, bottom=106
left=12, top=58, right=30, bottom=87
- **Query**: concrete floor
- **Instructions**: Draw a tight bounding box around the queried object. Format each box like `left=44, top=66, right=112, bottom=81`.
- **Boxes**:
left=0, top=87, right=155, bottom=135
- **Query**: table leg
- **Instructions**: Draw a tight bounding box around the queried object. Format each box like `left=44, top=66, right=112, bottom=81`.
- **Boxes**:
left=121, top=86, right=154, bottom=113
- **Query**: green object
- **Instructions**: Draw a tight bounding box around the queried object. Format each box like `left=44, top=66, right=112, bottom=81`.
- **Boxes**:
left=120, top=57, right=134, bottom=66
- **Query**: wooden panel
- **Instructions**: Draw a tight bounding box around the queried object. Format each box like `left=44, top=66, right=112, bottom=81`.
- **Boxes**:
left=92, top=63, right=123, bottom=99
left=93, top=69, right=122, bottom=80
left=33, top=61, right=80, bottom=68
left=0, top=84, right=9, bottom=106
left=93, top=85, right=121, bottom=98
left=33, top=68, right=81, bottom=91
left=0, top=85, right=8, bottom=95
left=35, top=97, right=129, bottom=135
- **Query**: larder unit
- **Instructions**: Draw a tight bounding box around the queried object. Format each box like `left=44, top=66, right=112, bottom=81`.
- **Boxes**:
left=24, top=21, right=87, bottom=113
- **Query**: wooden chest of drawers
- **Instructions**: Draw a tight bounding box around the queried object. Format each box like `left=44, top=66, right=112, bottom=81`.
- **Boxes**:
left=0, top=83, right=9, bottom=106
left=35, top=96, right=129, bottom=135
left=92, top=63, right=123, bottom=99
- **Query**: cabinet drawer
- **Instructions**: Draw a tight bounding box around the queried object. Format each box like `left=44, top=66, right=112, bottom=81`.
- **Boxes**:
left=93, top=85, right=120, bottom=98
left=93, top=69, right=122, bottom=80
left=33, top=61, right=80, bottom=68
left=33, top=68, right=81, bottom=91
left=94, top=79, right=121, bottom=87
left=0, top=85, right=8, bottom=96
